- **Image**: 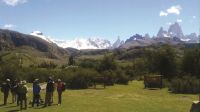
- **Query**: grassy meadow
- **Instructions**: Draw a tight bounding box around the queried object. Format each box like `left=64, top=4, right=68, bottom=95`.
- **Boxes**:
left=0, top=81, right=197, bottom=112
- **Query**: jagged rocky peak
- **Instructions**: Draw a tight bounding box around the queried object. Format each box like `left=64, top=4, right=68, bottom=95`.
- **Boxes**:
left=112, top=36, right=124, bottom=48
left=185, top=33, right=197, bottom=39
left=144, top=33, right=150, bottom=38
left=168, top=22, right=184, bottom=38
left=157, top=27, right=169, bottom=37
left=125, top=34, right=144, bottom=43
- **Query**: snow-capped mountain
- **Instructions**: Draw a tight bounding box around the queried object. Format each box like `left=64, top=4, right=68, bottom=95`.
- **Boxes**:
left=125, top=34, right=145, bottom=43
left=156, top=22, right=199, bottom=43
left=30, top=31, right=112, bottom=49
left=30, top=31, right=53, bottom=43
left=29, top=22, right=199, bottom=50
left=53, top=38, right=112, bottom=50
left=168, top=22, right=184, bottom=38
left=157, top=27, right=170, bottom=38
left=157, top=22, right=184, bottom=38
left=183, top=33, right=199, bottom=43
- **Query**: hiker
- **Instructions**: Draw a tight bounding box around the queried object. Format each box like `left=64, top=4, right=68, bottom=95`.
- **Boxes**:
left=32, top=79, right=41, bottom=107
left=56, top=79, right=65, bottom=105
left=16, top=80, right=20, bottom=106
left=1, top=79, right=11, bottom=105
left=44, top=77, right=55, bottom=107
left=11, top=80, right=19, bottom=103
left=18, top=80, right=28, bottom=110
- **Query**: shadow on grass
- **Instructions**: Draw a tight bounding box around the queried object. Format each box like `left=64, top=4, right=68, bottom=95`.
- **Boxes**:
left=6, top=109, right=20, bottom=112
left=5, top=105, right=18, bottom=108
left=0, top=104, right=6, bottom=107
left=148, top=88, right=161, bottom=90
left=33, top=104, right=58, bottom=109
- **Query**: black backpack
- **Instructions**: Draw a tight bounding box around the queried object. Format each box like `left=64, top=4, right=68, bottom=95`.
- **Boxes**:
left=46, top=81, right=54, bottom=92
left=1, top=83, right=9, bottom=93
left=1, top=83, right=6, bottom=92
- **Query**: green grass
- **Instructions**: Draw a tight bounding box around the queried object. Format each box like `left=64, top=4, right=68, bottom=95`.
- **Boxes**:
left=0, top=81, right=197, bottom=112
left=0, top=46, right=68, bottom=67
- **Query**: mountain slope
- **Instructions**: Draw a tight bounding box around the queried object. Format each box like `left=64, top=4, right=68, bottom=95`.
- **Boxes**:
left=0, top=29, right=67, bottom=59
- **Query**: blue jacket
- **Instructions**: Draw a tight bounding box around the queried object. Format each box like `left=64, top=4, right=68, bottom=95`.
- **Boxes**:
left=33, top=83, right=41, bottom=95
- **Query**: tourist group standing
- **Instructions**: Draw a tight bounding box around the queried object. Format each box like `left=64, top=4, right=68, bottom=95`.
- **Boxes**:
left=0, top=77, right=66, bottom=111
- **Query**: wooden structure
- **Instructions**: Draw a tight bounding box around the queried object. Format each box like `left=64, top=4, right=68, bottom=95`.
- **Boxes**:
left=92, top=76, right=106, bottom=89
left=144, top=75, right=163, bottom=89
left=190, top=101, right=200, bottom=112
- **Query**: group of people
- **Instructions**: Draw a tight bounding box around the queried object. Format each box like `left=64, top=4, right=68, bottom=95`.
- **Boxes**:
left=0, top=77, right=66, bottom=110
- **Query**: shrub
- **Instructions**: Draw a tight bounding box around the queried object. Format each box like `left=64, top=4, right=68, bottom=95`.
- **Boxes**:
left=66, top=68, right=98, bottom=89
left=38, top=61, right=57, bottom=69
left=169, top=76, right=200, bottom=94
left=115, top=69, right=129, bottom=85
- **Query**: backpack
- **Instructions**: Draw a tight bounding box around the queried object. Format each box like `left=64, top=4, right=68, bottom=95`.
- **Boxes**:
left=46, top=81, right=54, bottom=92
left=18, top=85, right=27, bottom=94
left=1, top=83, right=10, bottom=93
left=61, top=83, right=66, bottom=91
left=1, top=83, right=6, bottom=92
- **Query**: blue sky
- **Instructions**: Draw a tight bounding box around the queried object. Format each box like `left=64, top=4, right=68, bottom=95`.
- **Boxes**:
left=0, top=0, right=199, bottom=42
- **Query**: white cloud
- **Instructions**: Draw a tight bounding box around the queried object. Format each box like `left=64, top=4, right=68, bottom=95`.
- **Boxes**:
left=3, top=24, right=16, bottom=29
left=177, top=19, right=182, bottom=23
left=166, top=5, right=182, bottom=15
left=166, top=22, right=172, bottom=25
left=159, top=11, right=168, bottom=16
left=193, top=16, right=196, bottom=19
left=2, top=0, right=27, bottom=6
left=159, top=5, right=182, bottom=17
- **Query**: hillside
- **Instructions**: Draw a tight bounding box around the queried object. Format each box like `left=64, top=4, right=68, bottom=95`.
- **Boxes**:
left=0, top=29, right=68, bottom=66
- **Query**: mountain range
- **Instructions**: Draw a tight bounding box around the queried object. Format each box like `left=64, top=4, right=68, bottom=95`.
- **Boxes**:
left=1, top=22, right=199, bottom=50
left=120, top=22, right=199, bottom=48
left=29, top=22, right=199, bottom=49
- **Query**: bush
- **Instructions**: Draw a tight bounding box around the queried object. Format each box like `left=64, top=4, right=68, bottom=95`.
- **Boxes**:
left=79, top=59, right=99, bottom=69
left=104, top=70, right=117, bottom=86
left=38, top=61, right=57, bottom=69
left=169, top=76, right=200, bottom=94
left=66, top=68, right=99, bottom=89
left=115, top=69, right=129, bottom=85
left=24, top=68, right=54, bottom=82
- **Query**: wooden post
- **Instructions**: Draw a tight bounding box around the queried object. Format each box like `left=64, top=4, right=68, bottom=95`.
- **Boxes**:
left=199, top=24, right=200, bottom=102
left=199, top=28, right=200, bottom=101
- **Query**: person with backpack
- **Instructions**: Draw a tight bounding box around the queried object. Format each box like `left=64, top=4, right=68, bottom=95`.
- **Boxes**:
left=44, top=77, right=55, bottom=107
left=1, top=79, right=11, bottom=105
left=11, top=80, right=19, bottom=104
left=32, top=79, right=41, bottom=107
left=56, top=79, right=65, bottom=105
left=18, top=80, right=28, bottom=110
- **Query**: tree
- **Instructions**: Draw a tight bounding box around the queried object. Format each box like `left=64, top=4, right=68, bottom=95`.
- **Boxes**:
left=98, top=54, right=117, bottom=72
left=182, top=48, right=200, bottom=77
left=132, top=58, right=148, bottom=76
left=68, top=55, right=75, bottom=66
left=146, top=45, right=177, bottom=79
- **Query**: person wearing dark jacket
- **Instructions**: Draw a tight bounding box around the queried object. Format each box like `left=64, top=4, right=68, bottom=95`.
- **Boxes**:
left=1, top=79, right=11, bottom=105
left=11, top=80, right=19, bottom=104
left=32, top=79, right=41, bottom=107
left=44, top=77, right=55, bottom=107
left=18, top=80, right=28, bottom=110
